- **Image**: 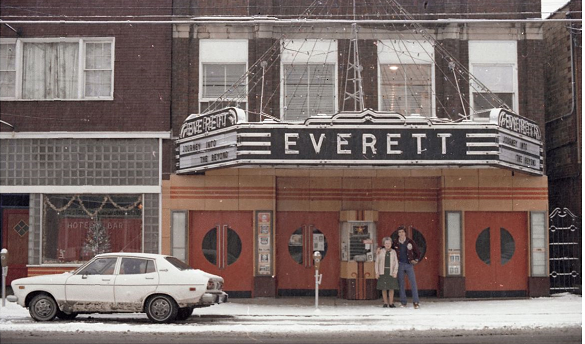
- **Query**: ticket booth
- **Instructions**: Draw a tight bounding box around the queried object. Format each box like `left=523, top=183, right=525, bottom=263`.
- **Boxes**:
left=339, top=218, right=378, bottom=300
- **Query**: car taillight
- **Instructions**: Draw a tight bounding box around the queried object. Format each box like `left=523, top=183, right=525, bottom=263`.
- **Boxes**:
left=207, top=280, right=215, bottom=290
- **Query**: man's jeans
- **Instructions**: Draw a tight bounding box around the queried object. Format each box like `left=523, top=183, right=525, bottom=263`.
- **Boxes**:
left=398, top=262, right=420, bottom=305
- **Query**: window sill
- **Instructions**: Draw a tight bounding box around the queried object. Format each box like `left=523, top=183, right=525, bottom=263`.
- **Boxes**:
left=0, top=98, right=114, bottom=102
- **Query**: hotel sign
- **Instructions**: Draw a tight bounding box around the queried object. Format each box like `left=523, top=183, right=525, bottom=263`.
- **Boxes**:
left=176, top=108, right=543, bottom=175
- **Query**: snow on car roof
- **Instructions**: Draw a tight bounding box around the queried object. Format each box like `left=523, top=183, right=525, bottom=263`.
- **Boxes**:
left=94, top=252, right=169, bottom=259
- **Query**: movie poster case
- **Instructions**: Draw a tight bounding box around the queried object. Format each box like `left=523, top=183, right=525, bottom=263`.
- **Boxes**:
left=255, top=210, right=274, bottom=276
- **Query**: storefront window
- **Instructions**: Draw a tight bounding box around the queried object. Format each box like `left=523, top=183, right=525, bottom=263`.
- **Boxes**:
left=42, top=194, right=143, bottom=264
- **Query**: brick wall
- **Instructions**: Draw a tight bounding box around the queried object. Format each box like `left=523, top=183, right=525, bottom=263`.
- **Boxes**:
left=0, top=0, right=172, bottom=133
left=168, top=0, right=547, bottom=177
left=543, top=0, right=582, bottom=213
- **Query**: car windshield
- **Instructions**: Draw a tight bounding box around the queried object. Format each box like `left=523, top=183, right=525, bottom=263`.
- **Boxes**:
left=165, top=256, right=194, bottom=271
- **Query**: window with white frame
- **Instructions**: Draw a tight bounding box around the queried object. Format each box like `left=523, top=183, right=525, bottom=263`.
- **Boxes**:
left=378, top=40, right=435, bottom=117
left=445, top=211, right=462, bottom=276
left=0, top=38, right=114, bottom=100
left=171, top=211, right=187, bottom=262
left=281, top=39, right=337, bottom=122
left=199, top=39, right=248, bottom=114
left=469, top=41, right=517, bottom=114
left=530, top=211, right=547, bottom=277
left=0, top=43, right=17, bottom=98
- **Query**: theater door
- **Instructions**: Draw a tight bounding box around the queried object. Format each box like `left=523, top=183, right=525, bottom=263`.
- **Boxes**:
left=276, top=212, right=339, bottom=295
left=377, top=212, right=440, bottom=294
left=189, top=211, right=253, bottom=297
left=2, top=209, right=29, bottom=285
left=465, top=212, right=528, bottom=297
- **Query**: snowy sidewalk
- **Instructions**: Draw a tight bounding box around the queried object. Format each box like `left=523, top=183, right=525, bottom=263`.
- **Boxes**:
left=0, top=293, right=581, bottom=334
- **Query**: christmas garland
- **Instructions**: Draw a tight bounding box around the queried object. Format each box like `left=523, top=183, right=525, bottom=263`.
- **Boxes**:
left=44, top=194, right=143, bottom=217
left=107, top=195, right=142, bottom=211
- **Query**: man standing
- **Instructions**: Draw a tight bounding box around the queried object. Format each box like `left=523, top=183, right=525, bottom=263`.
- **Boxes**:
left=393, top=225, right=421, bottom=309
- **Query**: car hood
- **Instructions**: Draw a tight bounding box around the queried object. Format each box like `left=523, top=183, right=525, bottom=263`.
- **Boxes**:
left=11, top=272, right=73, bottom=286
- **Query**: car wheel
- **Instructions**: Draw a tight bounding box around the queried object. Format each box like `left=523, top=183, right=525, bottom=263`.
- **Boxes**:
left=145, top=295, right=178, bottom=323
left=56, top=311, right=78, bottom=320
left=29, top=294, right=58, bottom=322
left=176, top=306, right=194, bottom=321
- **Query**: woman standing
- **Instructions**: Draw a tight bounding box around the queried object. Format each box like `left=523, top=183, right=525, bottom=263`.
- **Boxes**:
left=375, top=237, right=399, bottom=308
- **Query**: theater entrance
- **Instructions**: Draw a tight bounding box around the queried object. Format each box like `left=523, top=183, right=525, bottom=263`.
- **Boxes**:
left=276, top=212, right=339, bottom=296
left=465, top=212, right=528, bottom=297
left=189, top=211, right=253, bottom=297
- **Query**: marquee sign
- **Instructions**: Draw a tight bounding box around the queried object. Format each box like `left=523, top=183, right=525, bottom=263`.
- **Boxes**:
left=176, top=108, right=543, bottom=175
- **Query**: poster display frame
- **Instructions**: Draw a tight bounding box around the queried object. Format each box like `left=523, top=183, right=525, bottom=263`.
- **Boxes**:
left=255, top=210, right=274, bottom=276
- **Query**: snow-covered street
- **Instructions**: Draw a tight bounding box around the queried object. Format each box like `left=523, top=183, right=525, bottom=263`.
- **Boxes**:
left=0, top=293, right=581, bottom=335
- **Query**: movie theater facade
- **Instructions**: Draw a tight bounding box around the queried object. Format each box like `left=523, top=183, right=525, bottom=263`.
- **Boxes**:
left=164, top=107, right=549, bottom=299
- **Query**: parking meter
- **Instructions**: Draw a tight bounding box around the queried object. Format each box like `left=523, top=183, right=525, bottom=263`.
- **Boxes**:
left=313, top=251, right=322, bottom=270
left=1, top=249, right=7, bottom=307
left=1, top=249, right=8, bottom=268
left=313, top=251, right=322, bottom=309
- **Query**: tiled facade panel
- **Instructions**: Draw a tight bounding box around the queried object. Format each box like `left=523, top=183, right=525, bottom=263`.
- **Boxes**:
left=165, top=168, right=546, bottom=213
left=0, top=138, right=160, bottom=186
left=0, top=0, right=172, bottom=133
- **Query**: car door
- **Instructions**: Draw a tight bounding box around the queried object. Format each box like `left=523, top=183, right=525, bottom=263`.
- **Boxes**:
left=65, top=257, right=118, bottom=312
left=114, top=257, right=159, bottom=311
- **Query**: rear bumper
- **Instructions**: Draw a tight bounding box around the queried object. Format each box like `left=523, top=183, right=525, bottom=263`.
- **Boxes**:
left=198, top=291, right=228, bottom=306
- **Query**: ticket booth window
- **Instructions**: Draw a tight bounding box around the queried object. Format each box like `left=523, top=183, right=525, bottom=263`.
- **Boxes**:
left=340, top=222, right=376, bottom=262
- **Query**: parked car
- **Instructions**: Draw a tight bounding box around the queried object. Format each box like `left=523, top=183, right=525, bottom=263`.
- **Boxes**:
left=9, top=252, right=228, bottom=323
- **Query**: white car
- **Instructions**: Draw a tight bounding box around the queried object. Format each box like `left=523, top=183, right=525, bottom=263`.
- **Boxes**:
left=9, top=252, right=228, bottom=323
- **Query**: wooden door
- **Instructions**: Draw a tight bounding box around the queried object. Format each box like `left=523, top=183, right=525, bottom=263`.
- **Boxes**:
left=377, top=212, right=440, bottom=293
left=189, top=211, right=253, bottom=296
left=276, top=212, right=339, bottom=293
left=465, top=212, right=528, bottom=293
left=2, top=209, right=29, bottom=285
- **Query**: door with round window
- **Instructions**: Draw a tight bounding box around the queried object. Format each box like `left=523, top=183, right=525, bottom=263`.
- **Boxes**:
left=465, top=212, right=527, bottom=296
left=276, top=212, right=339, bottom=295
left=189, top=211, right=253, bottom=297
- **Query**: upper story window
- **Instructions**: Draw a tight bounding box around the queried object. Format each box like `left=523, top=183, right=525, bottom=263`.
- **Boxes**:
left=469, top=41, right=518, bottom=116
left=0, top=38, right=114, bottom=101
left=199, top=39, right=248, bottom=114
left=281, top=39, right=337, bottom=122
left=378, top=40, right=435, bottom=117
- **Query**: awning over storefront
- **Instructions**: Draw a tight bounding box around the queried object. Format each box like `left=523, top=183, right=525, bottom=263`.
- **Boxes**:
left=176, top=108, right=543, bottom=175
